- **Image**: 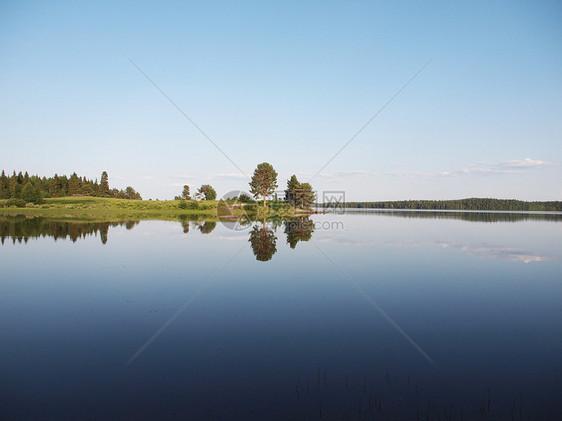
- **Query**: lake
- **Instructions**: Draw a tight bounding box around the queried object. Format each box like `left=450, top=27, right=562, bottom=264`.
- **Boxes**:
left=1, top=211, right=561, bottom=420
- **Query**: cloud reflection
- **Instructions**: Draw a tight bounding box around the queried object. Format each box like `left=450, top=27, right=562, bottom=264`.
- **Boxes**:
left=395, top=240, right=557, bottom=263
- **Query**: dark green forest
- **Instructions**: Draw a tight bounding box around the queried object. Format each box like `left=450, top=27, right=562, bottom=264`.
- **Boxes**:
left=0, top=170, right=141, bottom=204
left=323, top=198, right=562, bottom=212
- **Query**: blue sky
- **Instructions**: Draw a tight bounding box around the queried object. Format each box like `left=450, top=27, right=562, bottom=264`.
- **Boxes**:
left=1, top=0, right=561, bottom=201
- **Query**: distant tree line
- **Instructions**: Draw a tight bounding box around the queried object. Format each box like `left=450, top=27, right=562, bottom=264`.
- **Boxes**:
left=0, top=170, right=142, bottom=204
left=322, top=198, right=562, bottom=212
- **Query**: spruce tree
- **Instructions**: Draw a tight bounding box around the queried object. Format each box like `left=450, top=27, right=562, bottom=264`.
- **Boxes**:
left=99, top=171, right=110, bottom=196
left=284, top=175, right=300, bottom=206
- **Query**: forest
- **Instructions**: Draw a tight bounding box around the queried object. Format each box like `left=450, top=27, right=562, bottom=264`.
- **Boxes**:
left=0, top=170, right=141, bottom=204
left=323, top=198, right=562, bottom=212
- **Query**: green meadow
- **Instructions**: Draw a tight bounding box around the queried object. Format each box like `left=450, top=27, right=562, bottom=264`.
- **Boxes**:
left=0, top=196, right=315, bottom=222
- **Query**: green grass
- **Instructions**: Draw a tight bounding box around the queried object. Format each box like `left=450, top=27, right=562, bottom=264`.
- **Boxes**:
left=0, top=197, right=315, bottom=221
left=0, top=197, right=217, bottom=220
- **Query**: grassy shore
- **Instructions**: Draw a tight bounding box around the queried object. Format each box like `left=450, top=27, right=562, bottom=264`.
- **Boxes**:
left=0, top=197, right=316, bottom=221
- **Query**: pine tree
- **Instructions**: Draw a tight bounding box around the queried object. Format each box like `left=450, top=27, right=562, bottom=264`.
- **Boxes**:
left=296, top=183, right=315, bottom=209
left=249, top=162, right=278, bottom=207
left=0, top=170, right=8, bottom=199
left=68, top=172, right=81, bottom=196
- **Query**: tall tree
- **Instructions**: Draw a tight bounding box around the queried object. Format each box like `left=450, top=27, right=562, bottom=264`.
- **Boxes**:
left=249, top=162, right=278, bottom=207
left=181, top=185, right=191, bottom=200
left=68, top=172, right=81, bottom=196
left=99, top=171, right=110, bottom=197
left=0, top=170, right=8, bottom=199
left=284, top=174, right=300, bottom=206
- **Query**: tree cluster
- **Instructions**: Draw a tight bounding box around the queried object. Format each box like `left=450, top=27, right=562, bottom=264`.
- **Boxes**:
left=248, top=163, right=315, bottom=209
left=175, top=184, right=218, bottom=201
left=196, top=184, right=217, bottom=201
left=0, top=170, right=141, bottom=204
left=284, top=175, right=315, bottom=208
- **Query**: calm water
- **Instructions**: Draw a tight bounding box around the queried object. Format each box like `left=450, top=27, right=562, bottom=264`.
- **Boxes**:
left=1, top=212, right=561, bottom=420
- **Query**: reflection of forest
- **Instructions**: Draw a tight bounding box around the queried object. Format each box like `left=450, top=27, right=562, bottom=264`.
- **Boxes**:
left=2, top=215, right=317, bottom=262
left=340, top=210, right=562, bottom=223
left=0, top=216, right=139, bottom=245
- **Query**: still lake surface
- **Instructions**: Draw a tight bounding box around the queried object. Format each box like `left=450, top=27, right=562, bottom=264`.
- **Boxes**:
left=1, top=211, right=561, bottom=420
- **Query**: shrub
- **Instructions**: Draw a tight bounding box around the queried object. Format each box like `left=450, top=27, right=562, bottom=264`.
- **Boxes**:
left=6, top=198, right=26, bottom=208
left=21, top=183, right=44, bottom=204
left=238, top=193, right=252, bottom=203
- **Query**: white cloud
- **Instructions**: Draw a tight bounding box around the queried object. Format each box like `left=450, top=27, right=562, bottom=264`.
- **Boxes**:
left=388, top=158, right=558, bottom=178
left=170, top=172, right=250, bottom=182
left=306, top=170, right=377, bottom=180
left=212, top=172, right=250, bottom=179
left=475, top=158, right=557, bottom=169
left=337, top=170, right=377, bottom=177
left=466, top=158, right=558, bottom=174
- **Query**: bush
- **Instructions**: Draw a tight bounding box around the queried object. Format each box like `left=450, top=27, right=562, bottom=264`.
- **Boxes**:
left=6, top=198, right=26, bottom=208
left=21, top=183, right=44, bottom=204
left=243, top=203, right=257, bottom=212
left=177, top=200, right=188, bottom=209
left=238, top=193, right=252, bottom=203
left=270, top=199, right=283, bottom=210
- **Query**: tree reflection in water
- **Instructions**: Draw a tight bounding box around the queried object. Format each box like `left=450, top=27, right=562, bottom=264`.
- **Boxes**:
left=1, top=215, right=316, bottom=261
left=283, top=217, right=314, bottom=249
left=248, top=219, right=277, bottom=262
left=0, top=215, right=139, bottom=245
left=194, top=221, right=216, bottom=235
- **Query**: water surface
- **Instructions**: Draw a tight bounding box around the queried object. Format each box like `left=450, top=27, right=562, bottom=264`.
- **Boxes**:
left=1, top=212, right=560, bottom=419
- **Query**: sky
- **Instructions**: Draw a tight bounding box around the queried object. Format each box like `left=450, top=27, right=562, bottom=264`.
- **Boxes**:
left=1, top=0, right=561, bottom=201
